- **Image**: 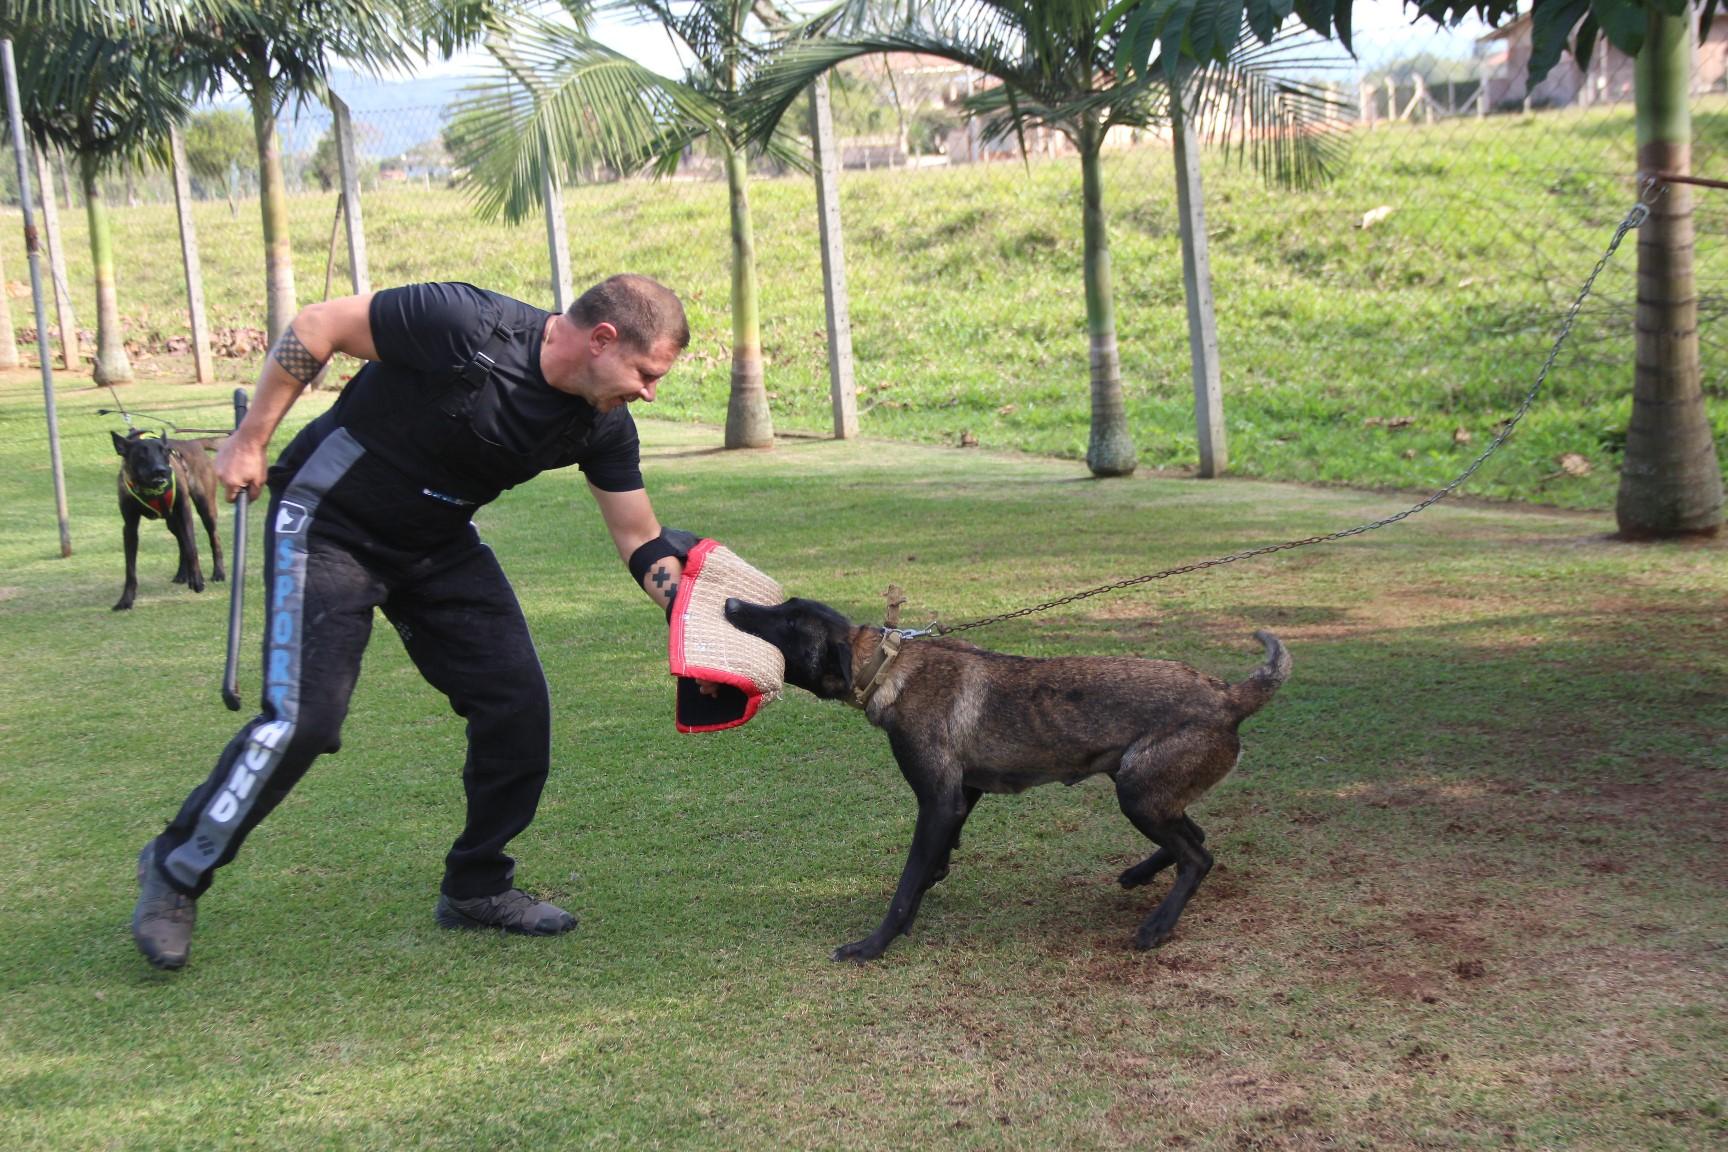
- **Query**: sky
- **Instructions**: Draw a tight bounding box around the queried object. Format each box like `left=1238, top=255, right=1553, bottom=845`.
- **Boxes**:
left=201, top=0, right=1500, bottom=134
left=358, top=0, right=1498, bottom=93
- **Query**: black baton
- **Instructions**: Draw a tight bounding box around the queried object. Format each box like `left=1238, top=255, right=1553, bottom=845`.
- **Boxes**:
left=221, top=388, right=250, bottom=711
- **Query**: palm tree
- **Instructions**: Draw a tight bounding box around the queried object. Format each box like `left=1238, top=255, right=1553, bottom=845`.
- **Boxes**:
left=11, top=22, right=192, bottom=384
left=1615, top=5, right=1722, bottom=536
left=746, top=0, right=1345, bottom=477
left=1121, top=0, right=1723, bottom=534
left=175, top=1, right=490, bottom=342
left=445, top=1, right=802, bottom=449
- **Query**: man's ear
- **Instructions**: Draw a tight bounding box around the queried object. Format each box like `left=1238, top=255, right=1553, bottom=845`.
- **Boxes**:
left=112, top=430, right=129, bottom=456
left=587, top=320, right=618, bottom=357
left=820, top=640, right=854, bottom=700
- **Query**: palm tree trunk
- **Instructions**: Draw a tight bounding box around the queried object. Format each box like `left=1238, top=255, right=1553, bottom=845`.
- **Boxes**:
left=1616, top=7, right=1723, bottom=537
left=723, top=142, right=773, bottom=449
left=249, top=63, right=297, bottom=344
left=1080, top=118, right=1136, bottom=477
left=81, top=153, right=132, bottom=385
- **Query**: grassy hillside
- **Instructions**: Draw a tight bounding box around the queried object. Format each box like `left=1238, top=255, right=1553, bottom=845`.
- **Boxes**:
left=6, top=100, right=1724, bottom=510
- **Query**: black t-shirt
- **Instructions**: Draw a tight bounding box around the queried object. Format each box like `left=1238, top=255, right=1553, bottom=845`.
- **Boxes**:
left=272, top=282, right=642, bottom=553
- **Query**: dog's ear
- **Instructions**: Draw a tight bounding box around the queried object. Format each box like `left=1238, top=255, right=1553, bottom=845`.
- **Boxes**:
left=818, top=639, right=854, bottom=700
left=111, top=430, right=129, bottom=456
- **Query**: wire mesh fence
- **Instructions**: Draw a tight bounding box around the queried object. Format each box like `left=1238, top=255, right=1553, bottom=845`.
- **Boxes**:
left=3, top=17, right=1721, bottom=502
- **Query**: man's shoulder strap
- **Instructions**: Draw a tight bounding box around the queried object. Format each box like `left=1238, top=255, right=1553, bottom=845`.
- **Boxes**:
left=438, top=305, right=516, bottom=414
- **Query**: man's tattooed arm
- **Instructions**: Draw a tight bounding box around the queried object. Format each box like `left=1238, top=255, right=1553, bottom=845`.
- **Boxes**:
left=270, top=325, right=328, bottom=385
left=649, top=560, right=680, bottom=618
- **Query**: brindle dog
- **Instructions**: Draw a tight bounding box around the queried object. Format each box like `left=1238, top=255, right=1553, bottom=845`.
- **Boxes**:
left=112, top=430, right=224, bottom=611
left=723, top=596, right=1291, bottom=962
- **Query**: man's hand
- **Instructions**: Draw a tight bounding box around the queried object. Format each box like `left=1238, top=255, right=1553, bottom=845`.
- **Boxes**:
left=215, top=433, right=269, bottom=504
left=588, top=492, right=722, bottom=695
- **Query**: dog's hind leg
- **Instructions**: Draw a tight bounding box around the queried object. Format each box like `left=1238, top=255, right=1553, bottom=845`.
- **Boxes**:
left=1118, top=815, right=1205, bottom=889
left=1123, top=815, right=1212, bottom=950
left=1115, top=731, right=1231, bottom=949
left=195, top=486, right=224, bottom=583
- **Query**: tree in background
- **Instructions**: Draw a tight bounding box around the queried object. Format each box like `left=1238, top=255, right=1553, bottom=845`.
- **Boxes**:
left=448, top=1, right=805, bottom=450
left=184, top=107, right=255, bottom=209
left=748, top=0, right=1346, bottom=477
left=308, top=130, right=344, bottom=193
left=309, top=121, right=383, bottom=191
left=176, top=1, right=490, bottom=341
left=1118, top=0, right=1723, bottom=535
left=826, top=65, right=902, bottom=139
left=11, top=21, right=191, bottom=384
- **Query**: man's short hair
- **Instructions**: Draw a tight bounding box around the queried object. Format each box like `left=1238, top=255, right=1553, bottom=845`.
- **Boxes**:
left=566, top=274, right=690, bottom=352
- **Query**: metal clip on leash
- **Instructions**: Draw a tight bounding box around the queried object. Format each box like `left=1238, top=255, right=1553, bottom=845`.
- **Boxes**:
left=927, top=197, right=1655, bottom=640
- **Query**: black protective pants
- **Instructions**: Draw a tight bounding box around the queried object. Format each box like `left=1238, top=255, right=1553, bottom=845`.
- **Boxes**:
left=152, top=443, right=551, bottom=901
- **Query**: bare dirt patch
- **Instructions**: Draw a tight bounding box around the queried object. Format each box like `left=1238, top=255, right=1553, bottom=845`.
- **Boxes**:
left=1332, top=764, right=1726, bottom=857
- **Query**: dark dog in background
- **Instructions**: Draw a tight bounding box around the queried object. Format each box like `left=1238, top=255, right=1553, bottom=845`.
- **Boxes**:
left=723, top=596, right=1291, bottom=962
left=112, top=430, right=224, bottom=611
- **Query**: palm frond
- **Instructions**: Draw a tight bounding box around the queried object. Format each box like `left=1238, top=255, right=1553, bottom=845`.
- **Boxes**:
left=1179, top=27, right=1353, bottom=189
left=744, top=27, right=1051, bottom=146
left=10, top=21, right=191, bottom=169
left=747, top=0, right=1146, bottom=151
left=0, top=0, right=234, bottom=37
left=449, top=29, right=724, bottom=222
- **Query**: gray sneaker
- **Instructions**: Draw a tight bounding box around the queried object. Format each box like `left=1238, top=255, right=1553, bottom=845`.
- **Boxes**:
left=133, top=838, right=196, bottom=970
left=435, top=889, right=576, bottom=935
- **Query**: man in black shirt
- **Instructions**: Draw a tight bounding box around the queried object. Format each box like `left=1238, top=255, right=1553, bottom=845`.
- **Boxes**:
left=133, top=275, right=698, bottom=970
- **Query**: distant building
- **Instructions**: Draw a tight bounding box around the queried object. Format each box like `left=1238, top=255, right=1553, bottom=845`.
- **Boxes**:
left=1477, top=13, right=1728, bottom=109
left=831, top=53, right=1141, bottom=167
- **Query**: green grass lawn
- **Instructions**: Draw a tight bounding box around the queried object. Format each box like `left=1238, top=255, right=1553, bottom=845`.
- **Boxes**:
left=1, top=373, right=1723, bottom=1149
left=7, top=100, right=1724, bottom=511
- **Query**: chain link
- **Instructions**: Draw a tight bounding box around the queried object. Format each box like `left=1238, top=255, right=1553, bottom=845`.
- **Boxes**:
left=932, top=200, right=1650, bottom=638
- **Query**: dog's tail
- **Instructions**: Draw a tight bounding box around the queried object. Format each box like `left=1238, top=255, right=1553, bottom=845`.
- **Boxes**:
left=1227, top=631, right=1291, bottom=722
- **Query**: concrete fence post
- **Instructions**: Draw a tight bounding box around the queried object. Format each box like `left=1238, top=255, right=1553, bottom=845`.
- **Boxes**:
left=808, top=74, right=857, bottom=439
left=1172, top=85, right=1226, bottom=478
left=330, top=92, right=370, bottom=294
left=33, top=149, right=75, bottom=369
left=542, top=156, right=573, bottom=313
left=169, top=125, right=215, bottom=385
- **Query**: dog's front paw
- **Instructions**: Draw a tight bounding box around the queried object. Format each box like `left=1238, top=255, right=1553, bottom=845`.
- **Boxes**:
left=1133, top=922, right=1177, bottom=951
left=112, top=599, right=133, bottom=612
left=188, top=576, right=205, bottom=594
left=832, top=937, right=887, bottom=964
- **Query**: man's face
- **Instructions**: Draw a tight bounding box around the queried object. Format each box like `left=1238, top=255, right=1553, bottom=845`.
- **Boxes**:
left=584, top=326, right=679, bottom=414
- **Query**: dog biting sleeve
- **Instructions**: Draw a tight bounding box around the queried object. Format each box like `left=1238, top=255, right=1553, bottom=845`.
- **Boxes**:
left=668, top=539, right=786, bottom=732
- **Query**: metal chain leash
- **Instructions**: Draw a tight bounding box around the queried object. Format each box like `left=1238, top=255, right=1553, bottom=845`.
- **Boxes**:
left=927, top=195, right=1654, bottom=639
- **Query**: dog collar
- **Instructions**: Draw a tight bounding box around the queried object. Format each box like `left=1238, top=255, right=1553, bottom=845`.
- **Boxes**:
left=124, top=467, right=178, bottom=520
left=850, top=629, right=905, bottom=711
